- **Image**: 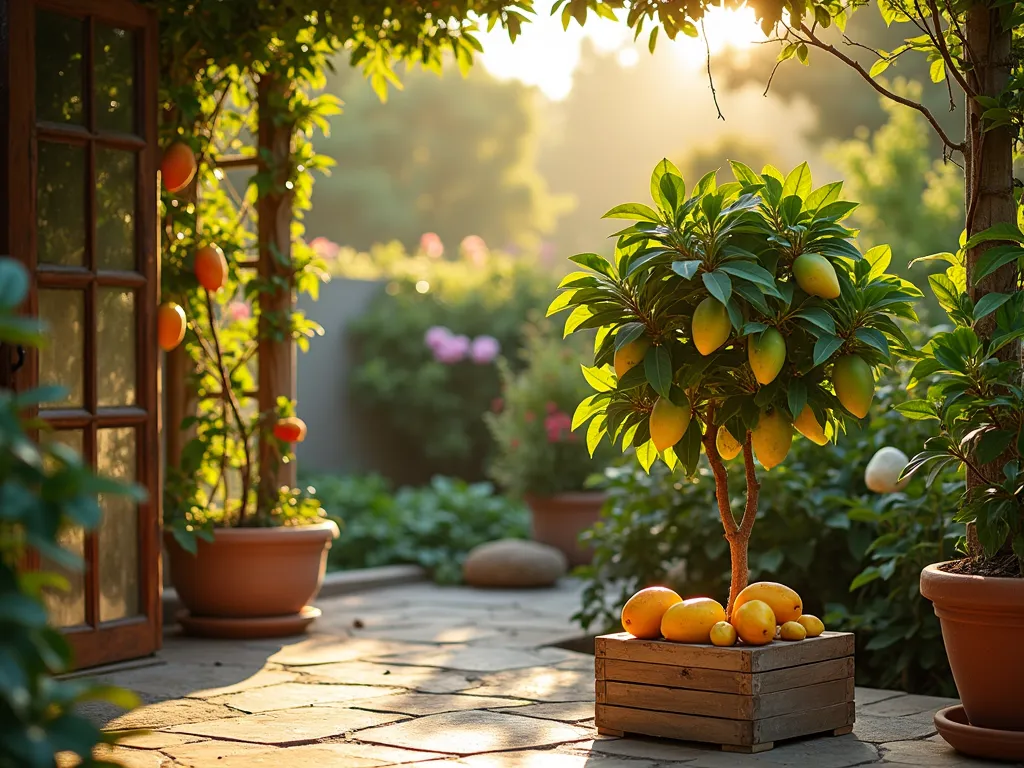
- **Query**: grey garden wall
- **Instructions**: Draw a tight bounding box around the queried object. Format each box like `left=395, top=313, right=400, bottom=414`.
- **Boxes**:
left=295, top=277, right=400, bottom=478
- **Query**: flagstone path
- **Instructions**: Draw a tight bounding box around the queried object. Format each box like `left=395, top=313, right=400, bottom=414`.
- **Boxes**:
left=73, top=580, right=1017, bottom=767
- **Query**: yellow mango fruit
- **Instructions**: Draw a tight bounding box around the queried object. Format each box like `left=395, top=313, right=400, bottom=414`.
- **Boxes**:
left=747, top=328, right=786, bottom=385
left=716, top=426, right=743, bottom=460
left=832, top=355, right=874, bottom=419
left=650, top=397, right=691, bottom=452
left=710, top=621, right=738, bottom=647
left=794, top=404, right=828, bottom=446
left=797, top=614, right=825, bottom=637
left=731, top=599, right=776, bottom=646
left=621, top=586, right=682, bottom=639
left=780, top=621, right=807, bottom=641
left=793, top=253, right=841, bottom=299
left=734, top=581, right=804, bottom=624
left=692, top=297, right=731, bottom=355
left=661, top=597, right=727, bottom=644
left=614, top=338, right=650, bottom=379
left=751, top=409, right=793, bottom=470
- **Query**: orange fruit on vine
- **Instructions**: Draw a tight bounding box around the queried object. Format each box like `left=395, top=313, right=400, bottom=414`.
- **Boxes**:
left=157, top=302, right=186, bottom=351
left=194, top=244, right=228, bottom=292
left=160, top=142, right=197, bottom=193
left=273, top=416, right=307, bottom=443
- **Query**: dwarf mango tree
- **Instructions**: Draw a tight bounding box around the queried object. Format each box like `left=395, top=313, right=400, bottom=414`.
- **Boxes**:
left=550, top=159, right=921, bottom=615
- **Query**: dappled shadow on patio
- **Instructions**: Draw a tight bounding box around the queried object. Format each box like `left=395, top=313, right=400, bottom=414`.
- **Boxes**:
left=72, top=580, right=988, bottom=767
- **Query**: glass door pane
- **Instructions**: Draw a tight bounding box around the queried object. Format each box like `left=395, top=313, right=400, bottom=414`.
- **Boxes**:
left=37, top=143, right=87, bottom=267
left=97, top=288, right=136, bottom=406
left=37, top=289, right=85, bottom=407
left=97, top=427, right=139, bottom=621
left=40, top=430, right=87, bottom=628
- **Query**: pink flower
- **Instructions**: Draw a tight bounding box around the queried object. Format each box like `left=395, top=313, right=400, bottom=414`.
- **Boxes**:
left=470, top=335, right=501, bottom=364
left=424, top=325, right=452, bottom=351
left=227, top=301, right=251, bottom=322
left=433, top=334, right=470, bottom=364
left=309, top=237, right=340, bottom=260
left=461, top=235, right=489, bottom=266
left=491, top=397, right=504, bottom=413
left=544, top=410, right=573, bottom=443
left=545, top=401, right=558, bottom=414
left=420, top=232, right=444, bottom=259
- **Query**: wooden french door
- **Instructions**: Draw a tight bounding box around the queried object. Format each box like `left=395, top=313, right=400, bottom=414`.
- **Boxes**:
left=6, top=0, right=161, bottom=669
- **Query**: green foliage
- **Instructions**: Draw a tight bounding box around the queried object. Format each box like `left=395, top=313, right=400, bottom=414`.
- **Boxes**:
left=827, top=80, right=964, bottom=320
left=348, top=243, right=552, bottom=482
left=0, top=259, right=142, bottom=767
left=575, top=363, right=963, bottom=695
left=486, top=322, right=614, bottom=496
left=308, top=64, right=571, bottom=252
left=551, top=158, right=920, bottom=478
left=900, top=211, right=1024, bottom=575
left=301, top=474, right=530, bottom=584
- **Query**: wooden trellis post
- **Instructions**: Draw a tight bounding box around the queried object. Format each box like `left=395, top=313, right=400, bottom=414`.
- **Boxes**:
left=256, top=74, right=298, bottom=514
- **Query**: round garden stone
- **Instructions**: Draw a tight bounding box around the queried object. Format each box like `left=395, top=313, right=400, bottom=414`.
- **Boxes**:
left=462, top=539, right=567, bottom=588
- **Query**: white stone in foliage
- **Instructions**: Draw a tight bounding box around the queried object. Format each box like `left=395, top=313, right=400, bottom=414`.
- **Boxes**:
left=865, top=446, right=910, bottom=493
left=463, top=539, right=567, bottom=588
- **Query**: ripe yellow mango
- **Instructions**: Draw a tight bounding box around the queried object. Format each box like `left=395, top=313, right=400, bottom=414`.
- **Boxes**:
left=793, top=253, right=840, bottom=299
left=621, top=586, right=682, bottom=639
left=692, top=297, right=731, bottom=355
left=650, top=397, right=691, bottom=452
left=732, top=599, right=776, bottom=645
left=710, top=620, right=738, bottom=647
left=797, top=614, right=825, bottom=637
left=614, top=338, right=650, bottom=379
left=832, top=355, right=874, bottom=419
left=748, top=328, right=786, bottom=385
left=794, top=404, right=828, bottom=446
left=716, top=426, right=743, bottom=460
left=751, top=409, right=793, bottom=470
left=734, top=581, right=804, bottom=624
left=780, top=621, right=807, bottom=641
left=661, top=597, right=727, bottom=643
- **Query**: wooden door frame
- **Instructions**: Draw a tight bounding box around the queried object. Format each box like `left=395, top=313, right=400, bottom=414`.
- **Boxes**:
left=4, top=0, right=162, bottom=669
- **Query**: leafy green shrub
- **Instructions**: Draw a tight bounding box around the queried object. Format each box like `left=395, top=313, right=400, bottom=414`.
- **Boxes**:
left=346, top=241, right=552, bottom=482
left=576, top=363, right=962, bottom=696
left=486, top=321, right=614, bottom=496
left=302, top=473, right=530, bottom=583
left=0, top=259, right=142, bottom=766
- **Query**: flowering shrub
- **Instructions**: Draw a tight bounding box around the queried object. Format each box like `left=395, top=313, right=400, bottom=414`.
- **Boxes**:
left=346, top=240, right=551, bottom=481
left=486, top=321, right=614, bottom=497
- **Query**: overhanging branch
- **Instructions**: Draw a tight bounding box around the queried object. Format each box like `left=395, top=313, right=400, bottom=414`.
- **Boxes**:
left=795, top=23, right=966, bottom=154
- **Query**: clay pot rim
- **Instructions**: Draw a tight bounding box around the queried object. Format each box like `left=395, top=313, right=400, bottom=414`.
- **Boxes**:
left=921, top=561, right=1024, bottom=609
left=934, top=705, right=1024, bottom=760
left=524, top=491, right=607, bottom=504
left=163, top=520, right=339, bottom=546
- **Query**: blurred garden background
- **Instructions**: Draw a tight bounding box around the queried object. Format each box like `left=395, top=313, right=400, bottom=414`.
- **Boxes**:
left=284, top=7, right=984, bottom=698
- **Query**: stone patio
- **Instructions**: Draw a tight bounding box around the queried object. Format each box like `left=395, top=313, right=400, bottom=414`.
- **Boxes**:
left=75, top=580, right=1019, bottom=767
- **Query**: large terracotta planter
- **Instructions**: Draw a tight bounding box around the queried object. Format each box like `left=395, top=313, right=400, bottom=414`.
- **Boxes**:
left=920, top=562, right=1024, bottom=733
left=525, top=492, right=605, bottom=567
left=164, top=522, right=338, bottom=639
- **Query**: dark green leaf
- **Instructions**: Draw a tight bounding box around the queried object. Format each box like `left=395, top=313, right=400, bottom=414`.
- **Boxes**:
left=702, top=271, right=732, bottom=306
left=976, top=430, right=1015, bottom=465
left=788, top=378, right=807, bottom=420
left=813, top=335, right=843, bottom=366
left=644, top=345, right=673, bottom=400
left=973, top=292, right=1012, bottom=321
left=671, top=260, right=702, bottom=280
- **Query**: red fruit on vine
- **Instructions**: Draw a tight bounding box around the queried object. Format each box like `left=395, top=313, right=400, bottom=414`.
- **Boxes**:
left=273, top=416, right=307, bottom=443
left=160, top=142, right=197, bottom=193
left=194, top=244, right=227, bottom=292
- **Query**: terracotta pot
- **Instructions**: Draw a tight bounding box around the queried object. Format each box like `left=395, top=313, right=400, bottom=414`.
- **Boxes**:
left=525, top=492, right=605, bottom=567
left=920, top=562, right=1024, bottom=732
left=164, top=522, right=338, bottom=636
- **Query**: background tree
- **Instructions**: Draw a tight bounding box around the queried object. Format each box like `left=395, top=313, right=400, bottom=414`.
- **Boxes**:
left=307, top=64, right=570, bottom=252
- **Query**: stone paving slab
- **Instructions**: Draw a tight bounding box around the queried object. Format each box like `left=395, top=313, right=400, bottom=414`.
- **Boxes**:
left=85, top=579, right=1015, bottom=767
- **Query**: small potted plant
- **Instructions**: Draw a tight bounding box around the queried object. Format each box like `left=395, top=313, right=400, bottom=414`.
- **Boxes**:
left=550, top=159, right=919, bottom=750
left=486, top=320, right=612, bottom=565
left=899, top=239, right=1024, bottom=758
left=160, top=240, right=336, bottom=639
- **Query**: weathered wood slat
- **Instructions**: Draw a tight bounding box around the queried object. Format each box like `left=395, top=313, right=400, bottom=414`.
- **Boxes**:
left=753, top=701, right=856, bottom=743
left=595, top=632, right=853, bottom=673
left=595, top=656, right=855, bottom=695
left=595, top=703, right=753, bottom=746
left=596, top=657, right=754, bottom=694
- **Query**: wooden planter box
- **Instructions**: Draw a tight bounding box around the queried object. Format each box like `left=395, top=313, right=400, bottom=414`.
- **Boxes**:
left=595, top=631, right=856, bottom=753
